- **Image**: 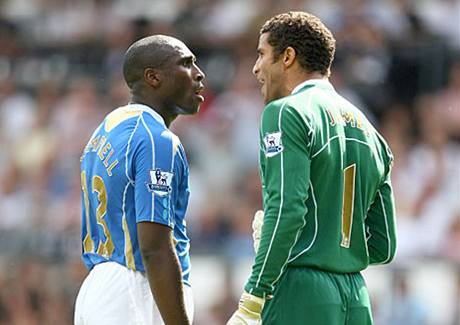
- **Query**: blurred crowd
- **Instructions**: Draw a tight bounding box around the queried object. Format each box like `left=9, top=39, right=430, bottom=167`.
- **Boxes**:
left=0, top=0, right=459, bottom=324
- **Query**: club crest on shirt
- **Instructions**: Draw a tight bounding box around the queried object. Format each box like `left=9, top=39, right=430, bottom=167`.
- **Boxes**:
left=146, top=169, right=173, bottom=196
left=263, top=131, right=284, bottom=157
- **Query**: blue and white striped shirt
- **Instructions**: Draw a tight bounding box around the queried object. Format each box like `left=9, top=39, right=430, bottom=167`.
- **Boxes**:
left=80, top=103, right=191, bottom=285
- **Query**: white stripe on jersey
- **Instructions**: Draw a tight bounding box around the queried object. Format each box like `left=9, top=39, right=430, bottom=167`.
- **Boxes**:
left=378, top=189, right=392, bottom=264
left=122, top=115, right=142, bottom=270
left=122, top=182, right=135, bottom=270
left=295, top=92, right=315, bottom=136
left=287, top=181, right=319, bottom=263
left=270, top=94, right=314, bottom=286
left=182, top=267, right=191, bottom=277
left=178, top=242, right=190, bottom=257
left=126, top=116, right=142, bottom=184
left=364, top=194, right=379, bottom=258
left=140, top=114, right=156, bottom=222
left=312, top=135, right=372, bottom=159
left=255, top=101, right=287, bottom=291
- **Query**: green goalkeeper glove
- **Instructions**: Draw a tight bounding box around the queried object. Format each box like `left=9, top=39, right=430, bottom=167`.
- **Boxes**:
left=252, top=210, right=264, bottom=253
left=226, top=291, right=265, bottom=325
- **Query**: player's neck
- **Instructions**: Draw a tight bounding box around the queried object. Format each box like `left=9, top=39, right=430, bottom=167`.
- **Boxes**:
left=287, top=71, right=327, bottom=94
left=129, top=94, right=176, bottom=127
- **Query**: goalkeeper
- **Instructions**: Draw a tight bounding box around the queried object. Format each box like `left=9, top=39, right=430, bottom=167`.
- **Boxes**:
left=227, top=11, right=397, bottom=325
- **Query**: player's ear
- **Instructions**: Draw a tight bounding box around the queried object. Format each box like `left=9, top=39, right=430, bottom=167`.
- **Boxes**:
left=283, top=47, right=296, bottom=69
left=144, top=68, right=162, bottom=88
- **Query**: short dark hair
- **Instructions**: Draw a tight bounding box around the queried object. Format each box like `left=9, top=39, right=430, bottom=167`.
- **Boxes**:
left=122, top=35, right=178, bottom=89
left=261, top=11, right=336, bottom=75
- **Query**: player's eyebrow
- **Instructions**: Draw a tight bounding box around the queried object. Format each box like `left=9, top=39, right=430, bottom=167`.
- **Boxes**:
left=178, top=55, right=195, bottom=65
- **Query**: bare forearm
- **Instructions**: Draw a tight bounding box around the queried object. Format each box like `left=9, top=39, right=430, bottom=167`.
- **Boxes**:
left=143, top=250, right=190, bottom=325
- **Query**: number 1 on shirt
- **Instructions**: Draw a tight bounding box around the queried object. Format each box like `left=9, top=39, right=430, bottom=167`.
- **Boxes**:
left=341, top=164, right=356, bottom=248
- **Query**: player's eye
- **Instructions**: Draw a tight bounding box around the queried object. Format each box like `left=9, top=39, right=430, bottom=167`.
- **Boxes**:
left=182, top=59, right=193, bottom=68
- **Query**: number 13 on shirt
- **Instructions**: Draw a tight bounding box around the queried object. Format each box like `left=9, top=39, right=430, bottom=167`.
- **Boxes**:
left=81, top=170, right=114, bottom=258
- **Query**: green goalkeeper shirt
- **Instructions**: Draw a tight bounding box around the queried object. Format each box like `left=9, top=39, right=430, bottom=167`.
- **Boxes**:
left=245, top=79, right=397, bottom=299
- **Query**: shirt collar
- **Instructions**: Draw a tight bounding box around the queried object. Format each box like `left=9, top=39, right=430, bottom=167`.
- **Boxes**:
left=127, top=103, right=166, bottom=127
left=291, top=78, right=334, bottom=95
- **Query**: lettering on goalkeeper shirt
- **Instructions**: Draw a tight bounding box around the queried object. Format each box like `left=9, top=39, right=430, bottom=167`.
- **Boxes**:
left=147, top=169, right=174, bottom=196
left=326, top=107, right=370, bottom=136
left=263, top=131, right=284, bottom=157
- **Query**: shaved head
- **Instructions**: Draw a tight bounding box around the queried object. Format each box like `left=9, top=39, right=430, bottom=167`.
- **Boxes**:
left=120, top=34, right=205, bottom=126
left=122, top=35, right=188, bottom=89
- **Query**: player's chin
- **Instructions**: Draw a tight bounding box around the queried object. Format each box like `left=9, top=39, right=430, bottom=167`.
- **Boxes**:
left=194, top=93, right=205, bottom=105
left=180, top=93, right=205, bottom=114
left=192, top=94, right=205, bottom=111
left=183, top=102, right=201, bottom=115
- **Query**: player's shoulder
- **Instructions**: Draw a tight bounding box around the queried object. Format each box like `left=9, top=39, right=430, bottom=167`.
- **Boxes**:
left=136, top=118, right=177, bottom=143
left=263, top=94, right=307, bottom=119
left=138, top=116, right=183, bottom=154
left=272, top=84, right=322, bottom=116
left=162, top=129, right=183, bottom=153
left=128, top=105, right=173, bottom=141
left=264, top=88, right=311, bottom=109
left=262, top=97, right=292, bottom=127
left=103, top=105, right=144, bottom=133
left=261, top=97, right=314, bottom=136
left=374, top=130, right=394, bottom=165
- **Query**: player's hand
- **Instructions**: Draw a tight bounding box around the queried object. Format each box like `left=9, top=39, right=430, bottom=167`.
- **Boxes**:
left=252, top=210, right=264, bottom=253
left=226, top=291, right=264, bottom=325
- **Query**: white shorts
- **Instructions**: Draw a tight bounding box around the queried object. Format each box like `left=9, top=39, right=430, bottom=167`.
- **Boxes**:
left=74, top=262, right=194, bottom=325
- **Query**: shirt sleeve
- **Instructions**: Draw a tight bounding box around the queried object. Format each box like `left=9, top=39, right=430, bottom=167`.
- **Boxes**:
left=245, top=100, right=312, bottom=298
left=133, top=119, right=178, bottom=228
left=366, top=162, right=397, bottom=265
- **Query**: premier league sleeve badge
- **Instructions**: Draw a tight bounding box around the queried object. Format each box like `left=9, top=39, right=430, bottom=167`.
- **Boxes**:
left=263, top=131, right=284, bottom=157
left=146, top=168, right=174, bottom=196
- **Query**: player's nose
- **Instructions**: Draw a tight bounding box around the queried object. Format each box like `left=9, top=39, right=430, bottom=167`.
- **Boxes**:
left=252, top=61, right=259, bottom=76
left=193, top=63, right=205, bottom=82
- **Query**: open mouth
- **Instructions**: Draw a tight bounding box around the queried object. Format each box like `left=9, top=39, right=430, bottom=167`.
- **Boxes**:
left=194, top=86, right=205, bottom=102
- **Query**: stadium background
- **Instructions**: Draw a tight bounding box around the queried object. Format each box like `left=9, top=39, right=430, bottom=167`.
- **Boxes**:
left=0, top=0, right=459, bottom=324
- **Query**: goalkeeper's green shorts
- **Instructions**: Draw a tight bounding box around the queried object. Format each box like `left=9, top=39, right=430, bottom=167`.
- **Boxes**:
left=261, top=266, right=373, bottom=325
